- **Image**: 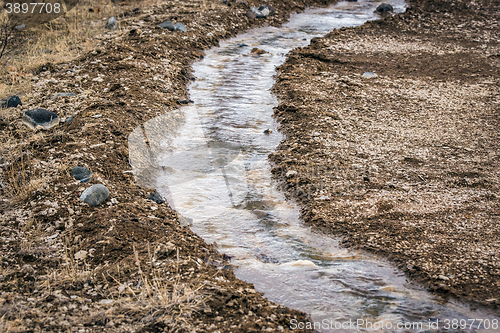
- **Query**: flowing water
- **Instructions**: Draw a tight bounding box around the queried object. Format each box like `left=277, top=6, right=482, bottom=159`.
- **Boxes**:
left=128, top=1, right=500, bottom=331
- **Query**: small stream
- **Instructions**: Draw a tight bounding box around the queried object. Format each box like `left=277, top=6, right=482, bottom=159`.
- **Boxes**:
left=129, top=1, right=499, bottom=331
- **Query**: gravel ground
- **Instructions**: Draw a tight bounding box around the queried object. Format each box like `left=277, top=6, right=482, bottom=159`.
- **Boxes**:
left=0, top=0, right=339, bottom=331
left=271, top=0, right=500, bottom=307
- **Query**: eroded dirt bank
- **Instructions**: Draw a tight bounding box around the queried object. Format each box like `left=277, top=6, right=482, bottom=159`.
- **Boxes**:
left=0, top=0, right=338, bottom=331
left=271, top=0, right=500, bottom=307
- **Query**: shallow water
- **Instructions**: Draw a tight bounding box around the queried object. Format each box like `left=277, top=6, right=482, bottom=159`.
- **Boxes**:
left=129, top=1, right=500, bottom=331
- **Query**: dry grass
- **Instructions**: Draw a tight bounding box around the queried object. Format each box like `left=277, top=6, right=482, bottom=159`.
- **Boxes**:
left=0, top=0, right=160, bottom=97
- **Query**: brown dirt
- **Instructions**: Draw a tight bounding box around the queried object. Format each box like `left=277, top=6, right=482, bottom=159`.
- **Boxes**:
left=271, top=0, right=500, bottom=308
left=0, top=0, right=339, bottom=331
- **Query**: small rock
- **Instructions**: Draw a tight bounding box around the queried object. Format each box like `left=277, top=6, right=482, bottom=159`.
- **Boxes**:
left=174, top=22, right=187, bottom=32
left=363, top=176, right=370, bottom=182
left=158, top=20, right=175, bottom=31
left=0, top=95, right=22, bottom=108
left=250, top=5, right=274, bottom=18
left=53, top=92, right=76, bottom=99
left=376, top=3, right=394, bottom=13
left=251, top=48, right=267, bottom=55
left=245, top=10, right=257, bottom=20
left=147, top=191, right=165, bottom=204
left=74, top=250, right=87, bottom=260
left=15, top=24, right=25, bottom=30
left=178, top=215, right=193, bottom=227
left=99, top=299, right=114, bottom=305
left=105, top=17, right=118, bottom=30
left=238, top=43, right=249, bottom=47
left=22, top=108, right=59, bottom=130
left=22, top=264, right=34, bottom=275
left=80, top=184, right=109, bottom=206
left=362, top=72, right=378, bottom=79
left=71, top=166, right=92, bottom=181
left=285, top=170, right=297, bottom=178
left=263, top=129, right=272, bottom=134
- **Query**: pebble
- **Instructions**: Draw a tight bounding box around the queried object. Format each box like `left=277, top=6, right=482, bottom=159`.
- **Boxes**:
left=80, top=184, right=109, bottom=206
left=179, top=215, right=193, bottom=227
left=174, top=23, right=187, bottom=32
left=71, top=166, right=92, bottom=181
left=158, top=20, right=175, bottom=31
left=53, top=92, right=76, bottom=99
left=105, top=17, right=118, bottom=30
left=250, top=5, right=273, bottom=18
left=0, top=95, right=22, bottom=108
left=147, top=191, right=165, bottom=204
left=376, top=3, right=394, bottom=13
left=362, top=72, right=378, bottom=79
left=22, top=108, right=59, bottom=130
left=74, top=250, right=87, bottom=260
left=264, top=129, right=272, bottom=134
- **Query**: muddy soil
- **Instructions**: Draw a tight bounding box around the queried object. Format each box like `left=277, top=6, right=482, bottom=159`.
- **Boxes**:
left=0, top=0, right=338, bottom=331
left=271, top=0, right=500, bottom=308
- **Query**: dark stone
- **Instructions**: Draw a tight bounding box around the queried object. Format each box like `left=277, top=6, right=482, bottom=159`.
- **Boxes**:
left=71, top=167, right=92, bottom=181
left=80, top=184, right=109, bottom=206
left=0, top=95, right=22, bottom=108
left=376, top=3, right=394, bottom=13
left=178, top=99, right=189, bottom=105
left=363, top=176, right=370, bottom=182
left=263, top=129, right=272, bottom=135
left=158, top=20, right=175, bottom=31
left=238, top=43, right=249, bottom=47
left=22, top=108, right=59, bottom=130
left=147, top=191, right=165, bottom=204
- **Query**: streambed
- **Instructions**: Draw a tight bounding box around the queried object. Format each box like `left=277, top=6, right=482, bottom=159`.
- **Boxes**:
left=129, top=1, right=499, bottom=331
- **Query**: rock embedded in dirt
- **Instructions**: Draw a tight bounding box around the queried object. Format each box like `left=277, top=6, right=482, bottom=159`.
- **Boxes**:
left=250, top=5, right=274, bottom=18
left=147, top=191, right=165, bottom=204
left=158, top=20, right=175, bottom=31
left=376, top=3, right=394, bottom=13
left=174, top=22, right=187, bottom=32
left=53, top=92, right=77, bottom=99
left=246, top=10, right=257, bottom=20
left=71, top=166, right=92, bottom=181
left=80, top=184, right=110, bottom=206
left=22, top=108, right=59, bottom=130
left=105, top=17, right=118, bottom=30
left=0, top=95, right=22, bottom=108
left=362, top=71, right=378, bottom=79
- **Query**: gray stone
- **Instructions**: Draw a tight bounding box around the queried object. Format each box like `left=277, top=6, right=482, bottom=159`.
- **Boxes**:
left=0, top=95, right=22, bottom=108
left=174, top=23, right=187, bottom=32
left=105, top=17, right=118, bottom=30
left=245, top=10, right=257, bottom=20
left=53, top=92, right=76, bottom=99
left=376, top=3, right=394, bottom=13
left=178, top=215, right=193, bottom=227
left=362, top=72, right=378, bottom=79
left=71, top=167, right=92, bottom=181
left=251, top=5, right=274, bottom=18
left=147, top=191, right=165, bottom=204
left=22, top=108, right=59, bottom=130
left=80, top=184, right=109, bottom=206
left=158, top=20, right=175, bottom=31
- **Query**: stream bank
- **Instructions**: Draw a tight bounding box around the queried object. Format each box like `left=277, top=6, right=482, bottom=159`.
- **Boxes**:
left=271, top=0, right=500, bottom=309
